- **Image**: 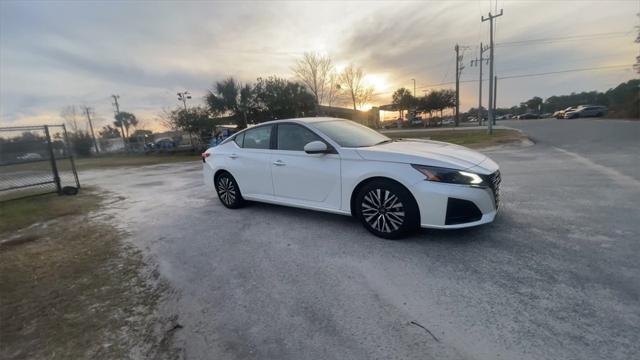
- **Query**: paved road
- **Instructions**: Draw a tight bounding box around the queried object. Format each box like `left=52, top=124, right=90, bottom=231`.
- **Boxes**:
left=82, top=118, right=639, bottom=359
left=502, top=118, right=640, bottom=180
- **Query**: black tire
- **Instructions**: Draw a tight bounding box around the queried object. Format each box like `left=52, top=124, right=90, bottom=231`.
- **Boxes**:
left=215, top=172, right=245, bottom=209
left=354, top=179, right=419, bottom=239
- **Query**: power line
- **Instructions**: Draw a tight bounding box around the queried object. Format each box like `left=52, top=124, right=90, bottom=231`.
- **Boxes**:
left=496, top=31, right=632, bottom=47
left=498, top=64, right=632, bottom=80
left=420, top=64, right=632, bottom=89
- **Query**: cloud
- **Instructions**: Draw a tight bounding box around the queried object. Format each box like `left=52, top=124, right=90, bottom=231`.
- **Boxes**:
left=1, top=0, right=637, bottom=127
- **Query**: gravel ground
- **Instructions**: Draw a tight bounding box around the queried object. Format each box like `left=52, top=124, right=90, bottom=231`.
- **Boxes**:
left=79, top=118, right=639, bottom=360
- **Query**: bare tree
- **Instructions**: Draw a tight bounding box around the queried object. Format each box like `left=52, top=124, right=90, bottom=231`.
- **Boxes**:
left=325, top=72, right=340, bottom=108
left=292, top=52, right=333, bottom=106
left=356, top=87, right=374, bottom=110
left=159, top=107, right=178, bottom=130
left=60, top=105, right=82, bottom=133
left=339, top=64, right=374, bottom=111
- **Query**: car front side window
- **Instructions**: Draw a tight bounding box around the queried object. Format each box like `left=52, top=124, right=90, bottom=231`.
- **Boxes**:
left=242, top=126, right=272, bottom=150
left=234, top=132, right=244, bottom=147
left=277, top=124, right=323, bottom=151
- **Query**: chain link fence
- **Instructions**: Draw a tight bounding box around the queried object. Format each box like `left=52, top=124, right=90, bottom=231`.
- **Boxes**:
left=0, top=125, right=80, bottom=201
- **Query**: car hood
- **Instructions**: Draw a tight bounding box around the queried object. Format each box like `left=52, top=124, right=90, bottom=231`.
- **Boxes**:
left=355, top=139, right=497, bottom=173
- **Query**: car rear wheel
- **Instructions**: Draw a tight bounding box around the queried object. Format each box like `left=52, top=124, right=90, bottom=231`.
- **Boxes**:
left=354, top=180, right=419, bottom=239
left=215, top=172, right=244, bottom=209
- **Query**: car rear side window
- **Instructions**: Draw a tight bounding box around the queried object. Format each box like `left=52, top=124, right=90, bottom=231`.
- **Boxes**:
left=277, top=124, right=322, bottom=151
left=242, top=126, right=271, bottom=149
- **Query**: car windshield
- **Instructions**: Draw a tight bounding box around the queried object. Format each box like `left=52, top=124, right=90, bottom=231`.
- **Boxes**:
left=312, top=120, right=391, bottom=147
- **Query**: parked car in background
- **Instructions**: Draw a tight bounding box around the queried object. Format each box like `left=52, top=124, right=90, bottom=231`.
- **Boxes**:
left=410, top=117, right=423, bottom=126
left=517, top=113, right=540, bottom=119
left=155, top=137, right=177, bottom=150
left=203, top=117, right=501, bottom=239
left=17, top=153, right=43, bottom=161
left=564, top=105, right=607, bottom=119
left=540, top=113, right=553, bottom=118
left=553, top=106, right=579, bottom=119
left=442, top=118, right=455, bottom=125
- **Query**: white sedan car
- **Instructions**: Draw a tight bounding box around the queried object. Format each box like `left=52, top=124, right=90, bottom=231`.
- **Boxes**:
left=203, top=117, right=500, bottom=239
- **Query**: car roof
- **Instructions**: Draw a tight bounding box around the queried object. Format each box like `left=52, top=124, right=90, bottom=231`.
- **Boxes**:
left=253, top=117, right=347, bottom=125
left=221, top=117, right=347, bottom=145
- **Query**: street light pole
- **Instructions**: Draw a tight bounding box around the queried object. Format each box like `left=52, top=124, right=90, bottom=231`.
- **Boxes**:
left=411, top=78, right=416, bottom=97
left=177, top=91, right=191, bottom=110
left=177, top=91, right=194, bottom=150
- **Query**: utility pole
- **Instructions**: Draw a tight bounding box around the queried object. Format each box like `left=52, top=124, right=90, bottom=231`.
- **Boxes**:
left=471, top=43, right=489, bottom=126
left=454, top=44, right=469, bottom=127
left=83, top=106, right=100, bottom=154
left=455, top=44, right=460, bottom=127
left=111, top=94, right=127, bottom=152
left=493, top=75, right=498, bottom=125
left=411, top=79, right=416, bottom=97
left=482, top=8, right=503, bottom=135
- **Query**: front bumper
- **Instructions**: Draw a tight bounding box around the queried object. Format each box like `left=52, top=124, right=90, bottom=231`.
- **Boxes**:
left=409, top=176, right=499, bottom=229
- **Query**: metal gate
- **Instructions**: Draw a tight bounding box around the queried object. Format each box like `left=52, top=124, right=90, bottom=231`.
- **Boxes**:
left=0, top=125, right=80, bottom=201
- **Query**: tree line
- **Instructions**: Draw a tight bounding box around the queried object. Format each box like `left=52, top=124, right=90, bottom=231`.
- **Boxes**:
left=498, top=79, right=639, bottom=118
left=165, top=53, right=379, bottom=141
left=391, top=87, right=456, bottom=120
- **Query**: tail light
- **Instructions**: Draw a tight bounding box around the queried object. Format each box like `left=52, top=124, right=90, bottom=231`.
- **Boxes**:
left=201, top=152, right=210, bottom=162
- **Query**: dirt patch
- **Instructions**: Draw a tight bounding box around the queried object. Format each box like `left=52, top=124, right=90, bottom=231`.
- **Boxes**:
left=0, top=191, right=181, bottom=359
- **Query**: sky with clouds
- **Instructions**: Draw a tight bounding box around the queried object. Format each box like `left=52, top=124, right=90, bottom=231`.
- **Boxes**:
left=1, top=0, right=638, bottom=130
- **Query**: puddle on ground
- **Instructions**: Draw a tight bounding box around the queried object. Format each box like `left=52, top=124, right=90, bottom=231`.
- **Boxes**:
left=133, top=181, right=166, bottom=188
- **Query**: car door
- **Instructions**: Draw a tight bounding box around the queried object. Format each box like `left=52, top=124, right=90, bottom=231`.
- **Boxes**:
left=229, top=124, right=274, bottom=197
left=270, top=123, right=341, bottom=209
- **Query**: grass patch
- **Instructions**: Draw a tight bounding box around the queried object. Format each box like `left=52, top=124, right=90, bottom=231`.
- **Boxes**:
left=0, top=190, right=178, bottom=359
left=1, top=153, right=199, bottom=174
left=384, top=129, right=526, bottom=148
left=0, top=189, right=101, bottom=233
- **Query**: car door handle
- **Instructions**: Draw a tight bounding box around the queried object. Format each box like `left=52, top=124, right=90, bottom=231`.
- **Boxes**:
left=229, top=153, right=238, bottom=159
left=273, top=160, right=286, bottom=166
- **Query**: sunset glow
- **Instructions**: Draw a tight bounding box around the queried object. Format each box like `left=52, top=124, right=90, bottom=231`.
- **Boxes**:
left=0, top=1, right=636, bottom=128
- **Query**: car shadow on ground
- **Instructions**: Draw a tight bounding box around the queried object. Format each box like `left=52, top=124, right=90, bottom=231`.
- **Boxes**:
left=242, top=200, right=498, bottom=245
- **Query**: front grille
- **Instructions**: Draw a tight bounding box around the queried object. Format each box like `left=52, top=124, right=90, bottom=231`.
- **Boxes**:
left=488, top=170, right=501, bottom=208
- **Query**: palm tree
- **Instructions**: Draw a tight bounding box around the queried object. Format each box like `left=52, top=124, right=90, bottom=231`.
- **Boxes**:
left=113, top=111, right=137, bottom=138
left=206, top=77, right=248, bottom=128
left=392, top=88, right=415, bottom=120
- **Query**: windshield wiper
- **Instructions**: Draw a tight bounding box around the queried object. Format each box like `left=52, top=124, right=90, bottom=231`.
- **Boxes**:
left=373, top=139, right=393, bottom=146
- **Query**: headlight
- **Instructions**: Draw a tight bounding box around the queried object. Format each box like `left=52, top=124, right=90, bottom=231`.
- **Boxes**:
left=411, top=164, right=486, bottom=186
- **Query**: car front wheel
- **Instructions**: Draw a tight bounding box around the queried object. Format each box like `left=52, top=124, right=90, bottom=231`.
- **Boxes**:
left=215, top=172, right=244, bottom=209
left=354, top=180, right=419, bottom=239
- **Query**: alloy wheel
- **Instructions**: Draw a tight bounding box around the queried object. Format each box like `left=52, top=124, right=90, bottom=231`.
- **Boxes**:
left=217, top=176, right=237, bottom=205
left=361, top=188, right=405, bottom=233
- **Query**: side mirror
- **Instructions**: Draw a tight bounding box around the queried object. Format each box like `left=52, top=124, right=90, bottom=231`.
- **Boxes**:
left=304, top=140, right=329, bottom=154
